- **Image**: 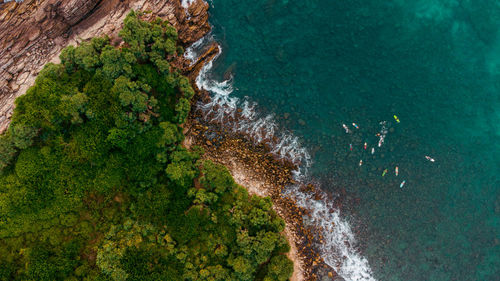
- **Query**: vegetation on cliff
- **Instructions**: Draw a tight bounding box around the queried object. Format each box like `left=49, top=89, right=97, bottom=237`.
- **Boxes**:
left=0, top=12, right=292, bottom=281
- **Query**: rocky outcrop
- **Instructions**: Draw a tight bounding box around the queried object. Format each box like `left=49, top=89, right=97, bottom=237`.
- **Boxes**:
left=0, top=0, right=210, bottom=133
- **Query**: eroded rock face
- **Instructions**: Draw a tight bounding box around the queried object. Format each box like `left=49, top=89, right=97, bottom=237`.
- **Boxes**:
left=57, top=0, right=101, bottom=26
left=0, top=0, right=210, bottom=133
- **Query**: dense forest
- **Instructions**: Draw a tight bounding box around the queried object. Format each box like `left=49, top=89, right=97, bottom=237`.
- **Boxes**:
left=0, top=12, right=293, bottom=281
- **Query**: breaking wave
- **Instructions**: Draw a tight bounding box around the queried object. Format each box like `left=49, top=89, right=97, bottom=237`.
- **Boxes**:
left=185, top=29, right=376, bottom=281
left=285, top=184, right=376, bottom=281
left=189, top=41, right=312, bottom=172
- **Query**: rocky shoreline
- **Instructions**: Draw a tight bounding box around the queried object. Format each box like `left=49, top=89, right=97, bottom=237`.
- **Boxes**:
left=182, top=43, right=338, bottom=279
left=182, top=113, right=339, bottom=280
left=0, top=0, right=336, bottom=279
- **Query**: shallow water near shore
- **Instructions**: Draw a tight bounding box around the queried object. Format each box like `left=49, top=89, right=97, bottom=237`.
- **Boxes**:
left=201, top=0, right=500, bottom=280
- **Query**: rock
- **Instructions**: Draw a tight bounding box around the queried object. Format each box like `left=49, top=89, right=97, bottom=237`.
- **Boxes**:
left=28, top=27, right=41, bottom=41
left=0, top=0, right=211, bottom=134
left=298, top=119, right=306, bottom=126
left=10, top=83, right=20, bottom=91
left=58, top=0, right=101, bottom=26
left=16, top=72, right=29, bottom=85
left=283, top=112, right=290, bottom=119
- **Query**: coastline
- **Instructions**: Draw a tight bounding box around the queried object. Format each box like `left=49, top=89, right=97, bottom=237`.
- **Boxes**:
left=0, top=0, right=334, bottom=279
left=183, top=128, right=304, bottom=281
left=175, top=5, right=332, bottom=280
left=181, top=104, right=337, bottom=280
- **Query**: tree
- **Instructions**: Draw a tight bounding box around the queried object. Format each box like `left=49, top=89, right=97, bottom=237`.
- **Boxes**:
left=60, top=91, right=89, bottom=124
left=106, top=128, right=130, bottom=149
left=263, top=255, right=294, bottom=281
left=174, top=97, right=191, bottom=124
left=100, top=46, right=135, bottom=79
left=158, top=121, right=182, bottom=148
left=199, top=160, right=234, bottom=194
left=0, top=135, right=16, bottom=170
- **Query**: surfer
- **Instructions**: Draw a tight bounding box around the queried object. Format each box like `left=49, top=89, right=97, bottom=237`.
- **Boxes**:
left=425, top=156, right=435, bottom=162
left=395, top=166, right=399, bottom=176
left=349, top=144, right=353, bottom=151
left=371, top=147, right=375, bottom=154
left=400, top=180, right=406, bottom=188
left=382, top=169, right=388, bottom=177
left=364, top=142, right=367, bottom=150
left=359, top=160, right=363, bottom=166
left=342, top=124, right=350, bottom=133
left=352, top=123, right=359, bottom=129
left=394, top=115, right=400, bottom=123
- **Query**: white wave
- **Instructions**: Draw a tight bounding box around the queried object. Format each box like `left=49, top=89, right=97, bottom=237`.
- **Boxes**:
left=286, top=183, right=376, bottom=281
left=194, top=45, right=311, bottom=168
left=188, top=34, right=375, bottom=281
left=184, top=34, right=214, bottom=64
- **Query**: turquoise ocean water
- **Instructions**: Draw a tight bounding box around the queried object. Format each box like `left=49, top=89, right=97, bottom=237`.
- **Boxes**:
left=197, top=0, right=500, bottom=280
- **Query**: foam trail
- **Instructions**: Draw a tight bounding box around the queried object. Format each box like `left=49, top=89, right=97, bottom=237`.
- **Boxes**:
left=189, top=35, right=375, bottom=281
left=377, top=121, right=388, bottom=147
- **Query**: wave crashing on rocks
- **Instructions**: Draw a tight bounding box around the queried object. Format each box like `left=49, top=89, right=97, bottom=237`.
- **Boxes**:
left=185, top=33, right=376, bottom=281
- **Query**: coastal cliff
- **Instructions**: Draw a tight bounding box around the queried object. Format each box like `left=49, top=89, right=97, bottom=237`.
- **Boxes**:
left=0, top=1, right=335, bottom=280
left=0, top=0, right=210, bottom=133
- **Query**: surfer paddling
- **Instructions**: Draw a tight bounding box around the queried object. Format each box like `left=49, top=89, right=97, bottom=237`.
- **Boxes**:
left=394, top=115, right=400, bottom=123
left=400, top=180, right=406, bottom=188
left=382, top=169, right=388, bottom=177
left=359, top=160, right=363, bottom=166
left=425, top=156, right=435, bottom=162
left=349, top=144, right=353, bottom=151
left=364, top=142, right=367, bottom=150
left=371, top=147, right=375, bottom=154
left=352, top=123, right=359, bottom=129
left=395, top=166, right=399, bottom=176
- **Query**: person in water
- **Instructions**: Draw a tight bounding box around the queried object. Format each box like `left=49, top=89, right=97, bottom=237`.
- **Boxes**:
left=382, top=169, right=388, bottom=177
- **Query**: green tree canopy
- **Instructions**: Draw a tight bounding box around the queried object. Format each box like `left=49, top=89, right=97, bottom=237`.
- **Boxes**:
left=0, top=11, right=292, bottom=281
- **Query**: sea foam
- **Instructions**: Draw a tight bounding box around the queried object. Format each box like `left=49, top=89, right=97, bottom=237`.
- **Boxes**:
left=186, top=32, right=376, bottom=281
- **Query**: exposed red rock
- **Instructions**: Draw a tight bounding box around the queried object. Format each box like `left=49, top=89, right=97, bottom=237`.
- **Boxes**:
left=0, top=0, right=210, bottom=133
